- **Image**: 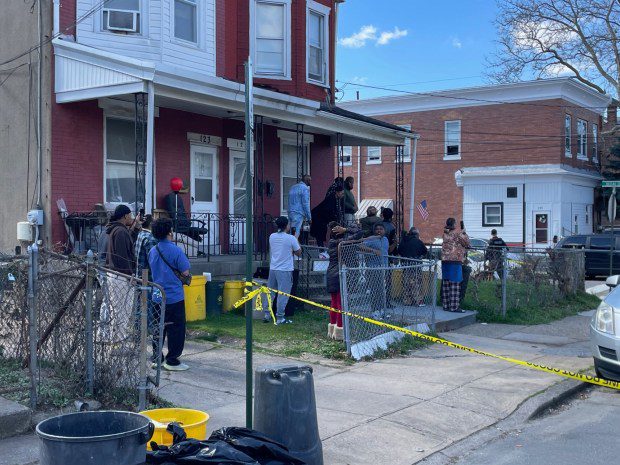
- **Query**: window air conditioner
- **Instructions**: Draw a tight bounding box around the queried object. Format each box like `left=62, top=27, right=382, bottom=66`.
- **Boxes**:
left=104, top=9, right=139, bottom=33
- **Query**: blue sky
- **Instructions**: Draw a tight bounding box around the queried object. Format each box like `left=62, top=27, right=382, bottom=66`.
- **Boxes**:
left=336, top=0, right=499, bottom=101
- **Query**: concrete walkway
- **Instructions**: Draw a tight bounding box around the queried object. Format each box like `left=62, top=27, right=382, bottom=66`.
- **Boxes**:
left=154, top=311, right=595, bottom=465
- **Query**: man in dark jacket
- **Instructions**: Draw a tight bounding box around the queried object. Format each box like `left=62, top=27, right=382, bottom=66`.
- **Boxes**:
left=485, top=229, right=507, bottom=279
left=343, top=177, right=358, bottom=226
left=398, top=227, right=428, bottom=259
left=106, top=204, right=141, bottom=275
left=360, top=206, right=381, bottom=237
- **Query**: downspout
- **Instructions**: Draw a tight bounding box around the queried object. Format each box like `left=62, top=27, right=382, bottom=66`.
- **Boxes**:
left=53, top=0, right=60, bottom=36
left=36, top=0, right=43, bottom=211
left=522, top=182, right=526, bottom=246
left=145, top=81, right=155, bottom=212
left=409, top=135, right=419, bottom=229
left=357, top=145, right=361, bottom=204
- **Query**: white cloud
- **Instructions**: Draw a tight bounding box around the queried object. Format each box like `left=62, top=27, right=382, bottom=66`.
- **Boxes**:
left=451, top=37, right=462, bottom=49
left=351, top=76, right=368, bottom=84
left=376, top=27, right=408, bottom=45
left=339, top=25, right=408, bottom=48
left=339, top=25, right=377, bottom=48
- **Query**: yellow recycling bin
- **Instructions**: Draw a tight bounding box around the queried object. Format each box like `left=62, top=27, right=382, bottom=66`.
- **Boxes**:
left=222, top=280, right=246, bottom=312
left=140, top=408, right=209, bottom=450
left=184, top=275, right=206, bottom=321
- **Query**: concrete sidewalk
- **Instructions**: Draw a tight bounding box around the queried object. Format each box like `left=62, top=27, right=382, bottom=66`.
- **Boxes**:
left=154, top=311, right=595, bottom=465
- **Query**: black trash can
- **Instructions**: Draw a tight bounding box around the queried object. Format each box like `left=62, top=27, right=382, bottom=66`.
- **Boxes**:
left=36, top=411, right=153, bottom=465
left=254, top=364, right=323, bottom=465
left=206, top=280, right=225, bottom=317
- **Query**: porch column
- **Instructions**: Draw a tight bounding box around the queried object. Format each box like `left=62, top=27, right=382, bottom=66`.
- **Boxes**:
left=145, top=81, right=155, bottom=212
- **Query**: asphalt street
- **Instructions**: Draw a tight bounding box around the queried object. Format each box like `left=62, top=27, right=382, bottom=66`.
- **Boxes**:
left=451, top=386, right=620, bottom=465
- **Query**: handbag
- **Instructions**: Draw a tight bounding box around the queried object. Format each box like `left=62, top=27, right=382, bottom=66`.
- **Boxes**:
left=155, top=245, right=192, bottom=286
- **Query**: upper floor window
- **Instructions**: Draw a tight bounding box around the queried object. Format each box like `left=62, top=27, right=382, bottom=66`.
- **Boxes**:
left=103, top=0, right=141, bottom=34
left=593, top=123, right=599, bottom=162
left=367, top=146, right=381, bottom=164
left=340, top=146, right=352, bottom=165
left=174, top=0, right=197, bottom=43
left=565, top=114, right=571, bottom=156
left=444, top=120, right=461, bottom=159
left=399, top=124, right=411, bottom=162
left=577, top=119, right=587, bottom=159
left=306, top=1, right=330, bottom=86
left=253, top=0, right=292, bottom=79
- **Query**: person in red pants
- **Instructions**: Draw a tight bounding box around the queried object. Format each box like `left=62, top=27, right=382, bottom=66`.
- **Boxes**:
left=325, top=222, right=362, bottom=340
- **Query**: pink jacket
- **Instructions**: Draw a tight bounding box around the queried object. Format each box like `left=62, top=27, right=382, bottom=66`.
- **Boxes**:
left=441, top=229, right=470, bottom=263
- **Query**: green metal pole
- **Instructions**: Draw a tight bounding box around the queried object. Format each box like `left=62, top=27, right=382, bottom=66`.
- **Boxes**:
left=244, top=60, right=254, bottom=429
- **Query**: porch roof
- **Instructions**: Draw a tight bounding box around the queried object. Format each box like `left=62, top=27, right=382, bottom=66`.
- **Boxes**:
left=53, top=38, right=412, bottom=147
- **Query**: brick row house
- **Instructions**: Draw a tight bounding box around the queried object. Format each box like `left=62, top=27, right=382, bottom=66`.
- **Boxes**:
left=340, top=79, right=611, bottom=247
left=0, top=0, right=409, bottom=254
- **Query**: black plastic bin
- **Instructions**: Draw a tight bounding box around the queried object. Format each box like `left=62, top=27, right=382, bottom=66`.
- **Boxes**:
left=206, top=280, right=225, bottom=317
left=254, top=364, right=323, bottom=465
left=36, top=411, right=153, bottom=465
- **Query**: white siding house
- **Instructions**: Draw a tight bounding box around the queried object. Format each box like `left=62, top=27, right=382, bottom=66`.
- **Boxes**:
left=457, top=164, right=600, bottom=247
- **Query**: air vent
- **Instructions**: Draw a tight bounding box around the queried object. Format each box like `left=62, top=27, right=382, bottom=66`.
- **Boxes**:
left=599, top=346, right=617, bottom=361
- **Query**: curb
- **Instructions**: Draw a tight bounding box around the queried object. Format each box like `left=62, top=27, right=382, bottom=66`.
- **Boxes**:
left=417, top=379, right=590, bottom=465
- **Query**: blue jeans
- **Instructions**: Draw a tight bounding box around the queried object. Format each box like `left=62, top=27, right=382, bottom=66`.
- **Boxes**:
left=264, top=270, right=293, bottom=320
left=288, top=212, right=304, bottom=238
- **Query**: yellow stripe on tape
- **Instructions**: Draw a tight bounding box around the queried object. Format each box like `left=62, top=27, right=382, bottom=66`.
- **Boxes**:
left=233, top=283, right=620, bottom=391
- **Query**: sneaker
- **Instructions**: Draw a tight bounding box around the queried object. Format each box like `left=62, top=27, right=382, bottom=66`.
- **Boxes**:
left=319, top=252, right=329, bottom=259
left=262, top=317, right=271, bottom=324
left=162, top=361, right=189, bottom=371
left=275, top=318, right=293, bottom=325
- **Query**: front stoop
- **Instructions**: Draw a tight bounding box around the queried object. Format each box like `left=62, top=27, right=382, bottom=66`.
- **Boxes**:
left=0, top=397, right=31, bottom=439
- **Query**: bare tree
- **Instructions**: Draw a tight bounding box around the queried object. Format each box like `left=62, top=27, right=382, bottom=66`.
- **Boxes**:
left=489, top=0, right=620, bottom=97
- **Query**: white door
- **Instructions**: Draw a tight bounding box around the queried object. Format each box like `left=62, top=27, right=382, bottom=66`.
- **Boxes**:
left=190, top=145, right=219, bottom=254
left=229, top=149, right=247, bottom=253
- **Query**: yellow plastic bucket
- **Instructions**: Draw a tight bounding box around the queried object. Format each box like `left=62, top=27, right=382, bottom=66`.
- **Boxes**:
left=184, top=275, right=206, bottom=321
left=140, top=408, right=209, bottom=450
left=222, top=280, right=245, bottom=312
left=391, top=268, right=403, bottom=299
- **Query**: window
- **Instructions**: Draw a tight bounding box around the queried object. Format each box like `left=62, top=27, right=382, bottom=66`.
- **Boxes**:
left=281, top=144, right=309, bottom=213
left=340, top=146, right=352, bottom=165
left=593, top=123, right=599, bottom=162
left=565, top=115, right=572, bottom=156
left=367, top=146, right=381, bottom=164
left=482, top=202, right=503, bottom=227
left=577, top=119, right=587, bottom=159
left=253, top=0, right=291, bottom=78
left=306, top=1, right=330, bottom=85
left=399, top=124, right=411, bottom=162
left=103, top=0, right=140, bottom=33
left=444, top=120, right=461, bottom=159
left=174, top=0, right=197, bottom=43
left=590, top=236, right=612, bottom=250
left=105, top=117, right=142, bottom=204
left=534, top=213, right=549, bottom=243
left=559, top=236, right=586, bottom=249
left=507, top=187, right=518, bottom=198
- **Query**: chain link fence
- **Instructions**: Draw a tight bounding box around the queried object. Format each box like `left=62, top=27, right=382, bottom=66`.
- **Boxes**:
left=297, top=246, right=329, bottom=305
left=338, top=243, right=438, bottom=359
left=0, top=248, right=165, bottom=411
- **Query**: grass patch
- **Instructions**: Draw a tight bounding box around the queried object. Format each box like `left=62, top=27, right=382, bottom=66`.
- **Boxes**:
left=188, top=308, right=351, bottom=361
left=459, top=280, right=599, bottom=325
left=365, top=334, right=435, bottom=360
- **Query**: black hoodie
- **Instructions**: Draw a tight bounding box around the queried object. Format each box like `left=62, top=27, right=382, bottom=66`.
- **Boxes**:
left=105, top=221, right=138, bottom=275
left=398, top=233, right=428, bottom=259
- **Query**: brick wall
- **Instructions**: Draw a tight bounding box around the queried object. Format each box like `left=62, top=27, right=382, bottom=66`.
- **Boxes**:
left=343, top=99, right=602, bottom=243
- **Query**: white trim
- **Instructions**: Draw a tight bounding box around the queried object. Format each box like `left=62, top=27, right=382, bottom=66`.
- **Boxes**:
left=459, top=163, right=602, bottom=181
left=186, top=132, right=222, bottom=146
left=190, top=144, right=219, bottom=213
left=98, top=98, right=160, bottom=118
left=483, top=203, right=503, bottom=227
left=280, top=140, right=311, bottom=215
left=306, top=0, right=330, bottom=87
left=592, top=123, right=599, bottom=164
left=101, top=0, right=143, bottom=36
left=276, top=129, right=315, bottom=144
left=577, top=118, right=588, bottom=160
left=341, top=145, right=352, bottom=166
left=229, top=148, right=246, bottom=216
left=171, top=0, right=200, bottom=46
left=398, top=124, right=411, bottom=162
left=250, top=0, right=292, bottom=80
left=340, top=78, right=611, bottom=116
left=366, top=146, right=381, bottom=165
left=227, top=138, right=247, bottom=150
left=444, top=120, right=461, bottom=160
left=565, top=114, right=572, bottom=157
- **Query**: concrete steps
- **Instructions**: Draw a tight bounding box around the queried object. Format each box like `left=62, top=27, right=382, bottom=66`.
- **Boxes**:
left=0, top=397, right=31, bottom=440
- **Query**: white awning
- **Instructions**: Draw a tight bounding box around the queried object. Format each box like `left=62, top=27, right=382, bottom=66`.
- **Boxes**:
left=355, top=199, right=393, bottom=219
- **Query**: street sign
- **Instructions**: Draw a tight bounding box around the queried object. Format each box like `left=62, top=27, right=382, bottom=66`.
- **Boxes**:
left=602, top=180, right=620, bottom=187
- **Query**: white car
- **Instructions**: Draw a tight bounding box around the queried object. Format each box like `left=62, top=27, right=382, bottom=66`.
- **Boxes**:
left=591, top=275, right=620, bottom=381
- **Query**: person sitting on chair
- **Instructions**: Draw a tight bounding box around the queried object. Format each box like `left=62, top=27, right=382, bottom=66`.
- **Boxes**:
left=164, top=191, right=208, bottom=243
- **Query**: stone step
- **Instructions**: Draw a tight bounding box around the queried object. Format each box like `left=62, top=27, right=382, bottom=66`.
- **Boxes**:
left=0, top=396, right=31, bottom=440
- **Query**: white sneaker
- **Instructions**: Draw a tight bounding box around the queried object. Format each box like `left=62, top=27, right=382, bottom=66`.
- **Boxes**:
left=162, top=362, right=189, bottom=371
left=319, top=252, right=329, bottom=259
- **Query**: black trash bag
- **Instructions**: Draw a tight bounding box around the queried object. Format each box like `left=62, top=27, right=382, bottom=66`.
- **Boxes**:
left=147, top=438, right=261, bottom=464
left=209, top=427, right=306, bottom=465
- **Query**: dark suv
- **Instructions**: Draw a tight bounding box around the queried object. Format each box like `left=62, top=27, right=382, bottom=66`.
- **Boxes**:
left=556, top=234, right=620, bottom=278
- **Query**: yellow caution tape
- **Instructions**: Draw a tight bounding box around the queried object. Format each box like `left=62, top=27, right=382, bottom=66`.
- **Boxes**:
left=234, top=283, right=620, bottom=391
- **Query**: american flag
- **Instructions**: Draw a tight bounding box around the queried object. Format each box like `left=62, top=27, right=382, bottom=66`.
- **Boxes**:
left=417, top=200, right=430, bottom=221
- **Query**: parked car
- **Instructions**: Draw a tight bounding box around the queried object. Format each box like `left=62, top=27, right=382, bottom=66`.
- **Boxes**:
left=556, top=234, right=620, bottom=278
left=590, top=275, right=620, bottom=381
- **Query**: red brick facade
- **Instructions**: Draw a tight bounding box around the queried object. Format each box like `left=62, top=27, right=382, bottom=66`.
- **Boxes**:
left=343, top=98, right=602, bottom=242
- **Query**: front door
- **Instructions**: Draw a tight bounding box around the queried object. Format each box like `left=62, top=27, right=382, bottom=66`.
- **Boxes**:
left=191, top=145, right=219, bottom=254
left=229, top=149, right=247, bottom=253
left=534, top=212, right=550, bottom=246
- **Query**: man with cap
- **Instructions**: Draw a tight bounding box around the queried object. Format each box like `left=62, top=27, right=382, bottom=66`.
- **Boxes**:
left=398, top=227, right=428, bottom=305
left=105, top=204, right=142, bottom=275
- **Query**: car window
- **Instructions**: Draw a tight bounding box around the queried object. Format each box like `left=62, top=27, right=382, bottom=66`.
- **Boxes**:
left=470, top=239, right=487, bottom=248
left=590, top=236, right=612, bottom=250
left=560, top=236, right=587, bottom=248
